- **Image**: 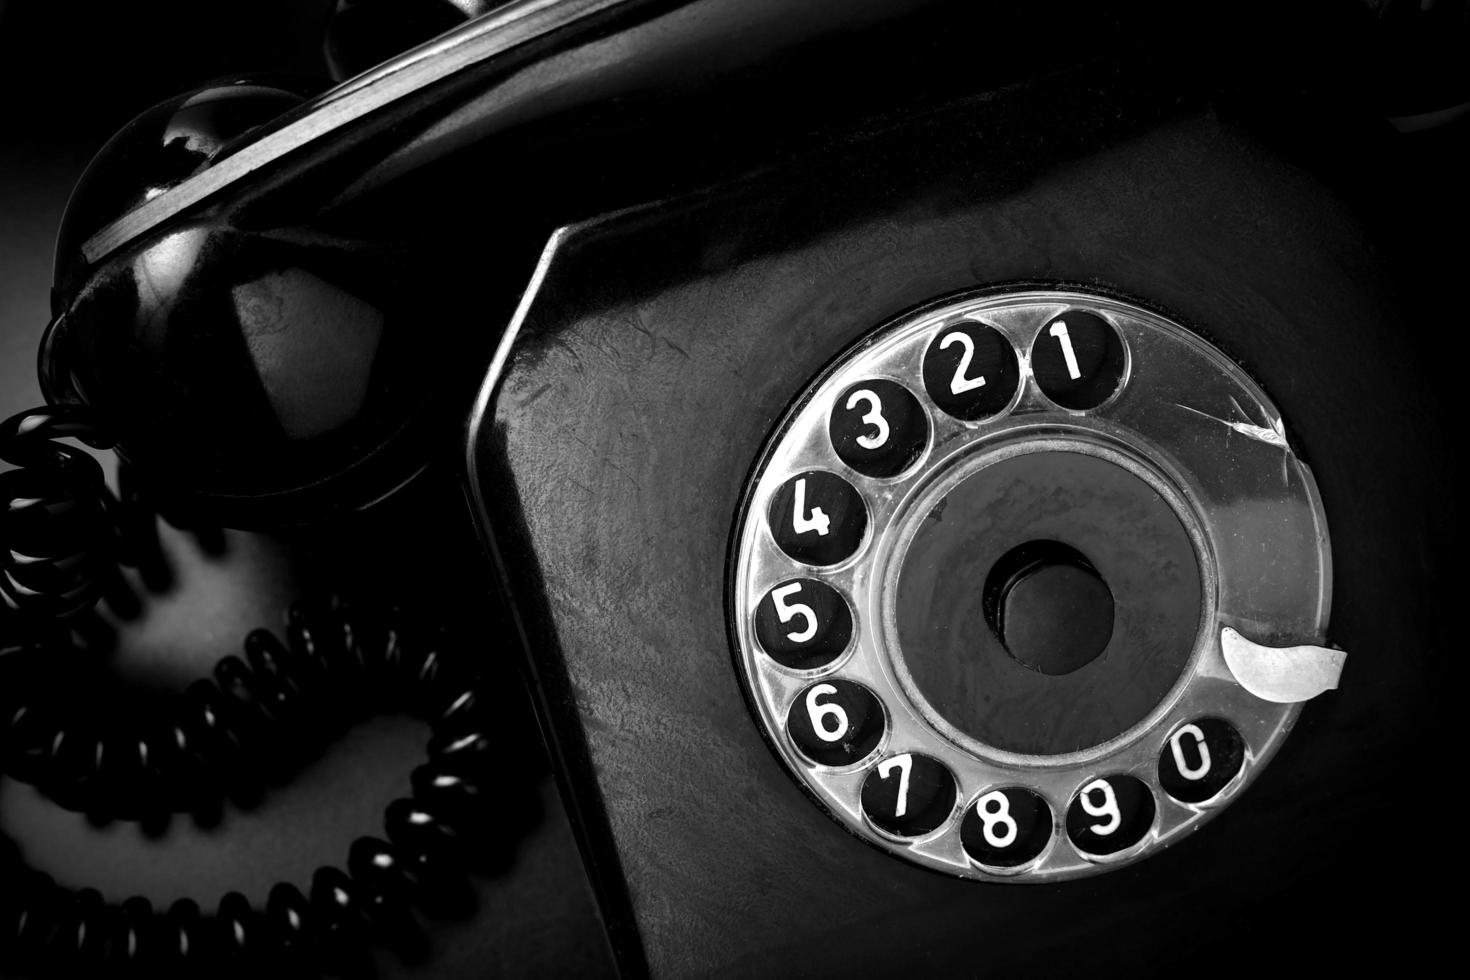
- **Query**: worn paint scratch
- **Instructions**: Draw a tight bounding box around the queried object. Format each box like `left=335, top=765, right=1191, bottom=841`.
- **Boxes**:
left=1176, top=396, right=1293, bottom=483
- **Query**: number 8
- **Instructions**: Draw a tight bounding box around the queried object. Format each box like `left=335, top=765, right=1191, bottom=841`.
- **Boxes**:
left=975, top=790, right=1018, bottom=848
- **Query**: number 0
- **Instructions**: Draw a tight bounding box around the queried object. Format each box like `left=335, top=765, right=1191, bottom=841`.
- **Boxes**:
left=1169, top=724, right=1213, bottom=781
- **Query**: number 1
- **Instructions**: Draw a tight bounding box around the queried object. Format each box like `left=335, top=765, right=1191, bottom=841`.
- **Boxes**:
left=878, top=754, right=913, bottom=817
left=1049, top=321, right=1082, bottom=380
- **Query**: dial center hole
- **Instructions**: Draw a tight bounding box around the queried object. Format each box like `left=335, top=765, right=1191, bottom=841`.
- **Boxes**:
left=982, top=540, right=1114, bottom=676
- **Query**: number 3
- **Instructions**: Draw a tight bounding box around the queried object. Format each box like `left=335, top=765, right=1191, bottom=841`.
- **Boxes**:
left=771, top=582, right=817, bottom=643
left=1079, top=779, right=1122, bottom=836
left=845, top=389, right=890, bottom=449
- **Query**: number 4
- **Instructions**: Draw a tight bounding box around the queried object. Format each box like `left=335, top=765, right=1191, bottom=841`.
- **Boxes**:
left=791, top=478, right=831, bottom=537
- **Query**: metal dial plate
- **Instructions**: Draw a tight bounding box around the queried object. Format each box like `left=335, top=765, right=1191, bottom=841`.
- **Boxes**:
left=730, top=288, right=1332, bottom=881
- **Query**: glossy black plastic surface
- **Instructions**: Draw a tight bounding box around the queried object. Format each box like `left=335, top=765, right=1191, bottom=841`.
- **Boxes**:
left=467, top=56, right=1456, bottom=979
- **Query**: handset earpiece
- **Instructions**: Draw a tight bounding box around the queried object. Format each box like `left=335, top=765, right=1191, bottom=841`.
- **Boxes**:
left=42, top=78, right=438, bottom=528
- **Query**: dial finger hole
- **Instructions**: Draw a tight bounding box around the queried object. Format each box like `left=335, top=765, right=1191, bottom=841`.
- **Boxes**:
left=859, top=752, right=956, bottom=838
left=785, top=680, right=885, bottom=768
left=1158, top=718, right=1246, bottom=805
left=767, top=471, right=867, bottom=566
left=754, top=579, right=853, bottom=671
left=1032, top=309, right=1127, bottom=410
left=829, top=379, right=928, bottom=478
left=960, top=787, right=1052, bottom=870
left=921, top=320, right=1019, bottom=421
left=1065, top=774, right=1155, bottom=857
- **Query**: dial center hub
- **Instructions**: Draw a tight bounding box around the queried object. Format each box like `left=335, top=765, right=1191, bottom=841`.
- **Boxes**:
left=984, top=539, right=1115, bottom=676
left=891, top=446, right=1202, bottom=756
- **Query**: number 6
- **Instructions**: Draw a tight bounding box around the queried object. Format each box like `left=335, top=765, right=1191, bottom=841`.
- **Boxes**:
left=805, top=684, right=849, bottom=743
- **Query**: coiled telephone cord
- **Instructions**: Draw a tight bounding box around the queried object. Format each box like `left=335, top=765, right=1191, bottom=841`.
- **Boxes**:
left=0, top=406, right=540, bottom=977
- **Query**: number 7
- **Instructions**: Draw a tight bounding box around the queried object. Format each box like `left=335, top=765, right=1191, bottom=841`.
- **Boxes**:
left=878, top=754, right=913, bottom=817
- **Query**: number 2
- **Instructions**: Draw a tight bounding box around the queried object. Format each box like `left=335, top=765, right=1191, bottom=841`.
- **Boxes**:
left=1049, top=320, right=1082, bottom=380
left=771, top=582, right=817, bottom=643
left=939, top=330, right=987, bottom=394
left=845, top=389, right=890, bottom=449
left=878, top=754, right=913, bottom=816
left=791, top=477, right=830, bottom=537
left=1079, top=779, right=1121, bottom=836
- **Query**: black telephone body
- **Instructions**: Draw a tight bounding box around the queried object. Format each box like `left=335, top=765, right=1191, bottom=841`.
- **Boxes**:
left=7, top=0, right=1463, bottom=976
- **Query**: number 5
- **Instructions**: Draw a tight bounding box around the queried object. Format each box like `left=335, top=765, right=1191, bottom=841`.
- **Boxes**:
left=772, top=582, right=817, bottom=643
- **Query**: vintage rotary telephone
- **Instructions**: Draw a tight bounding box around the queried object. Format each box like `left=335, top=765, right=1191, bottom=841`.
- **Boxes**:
left=1, top=0, right=1463, bottom=976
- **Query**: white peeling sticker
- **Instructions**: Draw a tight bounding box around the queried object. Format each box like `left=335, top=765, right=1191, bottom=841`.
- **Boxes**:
left=1221, top=627, right=1346, bottom=704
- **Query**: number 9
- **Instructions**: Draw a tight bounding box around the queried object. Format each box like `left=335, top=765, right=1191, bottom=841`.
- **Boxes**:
left=1079, top=779, right=1122, bottom=836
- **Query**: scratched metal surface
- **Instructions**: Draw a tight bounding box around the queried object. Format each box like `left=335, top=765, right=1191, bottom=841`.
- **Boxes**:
left=475, top=88, right=1454, bottom=976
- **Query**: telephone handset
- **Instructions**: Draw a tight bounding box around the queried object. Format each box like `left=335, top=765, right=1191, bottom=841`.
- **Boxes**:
left=2, top=0, right=1461, bottom=975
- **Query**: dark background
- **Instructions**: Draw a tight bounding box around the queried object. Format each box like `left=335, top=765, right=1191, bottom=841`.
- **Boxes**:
left=2, top=1, right=1466, bottom=976
left=0, top=2, right=612, bottom=976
